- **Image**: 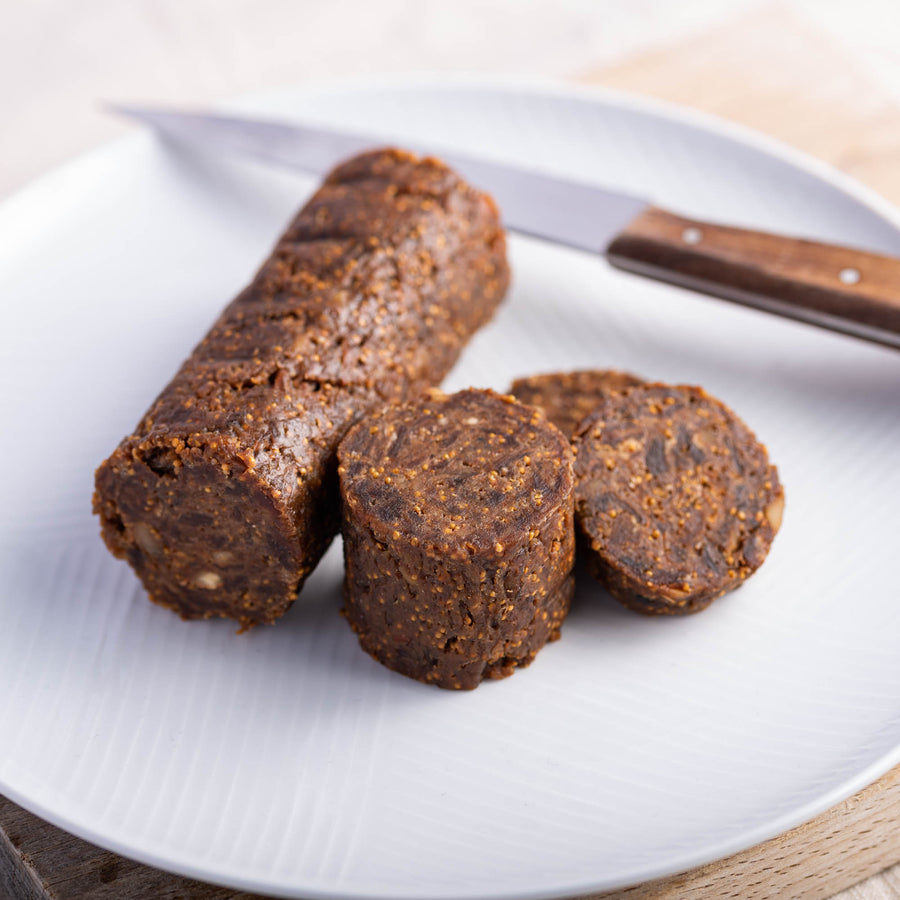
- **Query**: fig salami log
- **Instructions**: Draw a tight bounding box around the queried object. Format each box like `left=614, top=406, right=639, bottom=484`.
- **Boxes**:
left=338, top=389, right=575, bottom=690
left=93, top=150, right=509, bottom=629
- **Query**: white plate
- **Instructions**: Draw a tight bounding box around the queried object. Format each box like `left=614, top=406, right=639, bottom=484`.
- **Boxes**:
left=1, top=75, right=899, bottom=900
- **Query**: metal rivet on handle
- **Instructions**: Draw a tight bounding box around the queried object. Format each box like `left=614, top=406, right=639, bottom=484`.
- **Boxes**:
left=682, top=227, right=703, bottom=245
left=839, top=267, right=861, bottom=285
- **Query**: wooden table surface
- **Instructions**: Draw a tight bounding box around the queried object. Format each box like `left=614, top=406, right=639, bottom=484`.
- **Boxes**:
left=3, top=3, right=899, bottom=898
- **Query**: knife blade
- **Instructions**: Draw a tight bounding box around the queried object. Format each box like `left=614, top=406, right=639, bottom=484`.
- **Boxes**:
left=110, top=105, right=900, bottom=349
left=108, top=105, right=647, bottom=254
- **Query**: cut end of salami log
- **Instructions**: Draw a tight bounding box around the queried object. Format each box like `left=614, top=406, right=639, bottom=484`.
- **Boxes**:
left=93, top=149, right=509, bottom=630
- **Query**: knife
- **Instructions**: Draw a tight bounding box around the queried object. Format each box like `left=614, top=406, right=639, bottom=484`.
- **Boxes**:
left=110, top=105, right=900, bottom=350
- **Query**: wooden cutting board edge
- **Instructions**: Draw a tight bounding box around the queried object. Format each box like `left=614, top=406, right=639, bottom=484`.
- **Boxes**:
left=2, top=765, right=900, bottom=899
left=587, top=764, right=900, bottom=899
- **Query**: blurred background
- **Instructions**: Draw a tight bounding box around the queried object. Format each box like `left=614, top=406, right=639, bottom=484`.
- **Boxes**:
left=4, top=0, right=900, bottom=202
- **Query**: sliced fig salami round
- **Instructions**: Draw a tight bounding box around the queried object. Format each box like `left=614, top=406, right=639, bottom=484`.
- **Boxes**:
left=572, top=384, right=784, bottom=615
left=509, top=369, right=644, bottom=437
left=338, top=388, right=575, bottom=689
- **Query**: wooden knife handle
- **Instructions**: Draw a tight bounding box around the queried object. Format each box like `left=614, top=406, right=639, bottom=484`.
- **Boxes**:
left=606, top=206, right=900, bottom=349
